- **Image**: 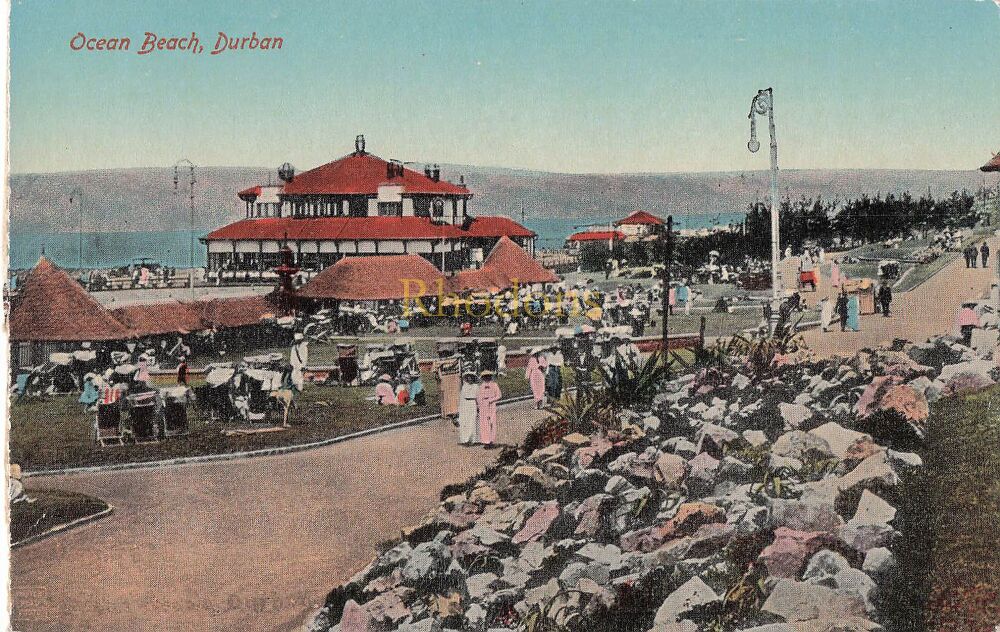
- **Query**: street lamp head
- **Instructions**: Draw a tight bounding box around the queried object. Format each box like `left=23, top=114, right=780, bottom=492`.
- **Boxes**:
left=747, top=115, right=760, bottom=153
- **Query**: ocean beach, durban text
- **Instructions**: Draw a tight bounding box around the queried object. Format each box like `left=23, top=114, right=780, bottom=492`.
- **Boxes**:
left=68, top=32, right=283, bottom=56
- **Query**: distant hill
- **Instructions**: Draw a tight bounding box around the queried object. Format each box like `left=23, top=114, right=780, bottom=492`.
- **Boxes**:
left=7, top=165, right=987, bottom=235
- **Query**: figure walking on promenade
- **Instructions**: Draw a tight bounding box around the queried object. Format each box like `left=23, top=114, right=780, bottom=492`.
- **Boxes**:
left=435, top=351, right=461, bottom=421
left=457, top=372, right=479, bottom=445
left=819, top=296, right=834, bottom=332
left=525, top=348, right=548, bottom=410
left=545, top=345, right=564, bottom=402
left=836, top=291, right=850, bottom=332
left=290, top=332, right=309, bottom=392
left=982, top=242, right=991, bottom=269
left=846, top=293, right=861, bottom=331
left=476, top=370, right=501, bottom=448
left=878, top=283, right=893, bottom=317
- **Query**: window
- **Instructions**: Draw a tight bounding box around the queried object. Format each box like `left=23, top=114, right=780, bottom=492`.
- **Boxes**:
left=348, top=196, right=367, bottom=217
left=413, top=197, right=431, bottom=217
left=378, top=201, right=402, bottom=216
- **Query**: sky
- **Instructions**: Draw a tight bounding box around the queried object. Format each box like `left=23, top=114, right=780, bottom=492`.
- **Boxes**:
left=7, top=0, right=1000, bottom=175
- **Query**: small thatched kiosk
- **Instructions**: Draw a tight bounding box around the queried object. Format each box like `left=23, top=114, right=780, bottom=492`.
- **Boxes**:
left=9, top=257, right=130, bottom=365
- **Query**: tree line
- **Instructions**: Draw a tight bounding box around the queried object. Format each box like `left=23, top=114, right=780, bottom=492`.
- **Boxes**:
left=577, top=190, right=981, bottom=272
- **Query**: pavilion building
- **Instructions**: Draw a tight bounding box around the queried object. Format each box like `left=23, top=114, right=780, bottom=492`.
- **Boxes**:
left=564, top=210, right=665, bottom=250
left=203, top=136, right=536, bottom=274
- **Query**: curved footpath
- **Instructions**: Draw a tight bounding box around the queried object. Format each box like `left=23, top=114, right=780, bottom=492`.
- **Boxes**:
left=12, top=237, right=998, bottom=632
left=12, top=401, right=547, bottom=632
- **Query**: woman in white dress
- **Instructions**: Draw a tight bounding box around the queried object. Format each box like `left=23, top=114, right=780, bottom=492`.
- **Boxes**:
left=458, top=372, right=480, bottom=445
left=819, top=296, right=834, bottom=332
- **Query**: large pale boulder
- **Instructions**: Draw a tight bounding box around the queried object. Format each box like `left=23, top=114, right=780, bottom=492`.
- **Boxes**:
left=850, top=490, right=896, bottom=527
left=807, top=423, right=870, bottom=460
left=772, top=430, right=834, bottom=461
left=654, top=453, right=689, bottom=488
left=779, top=402, right=813, bottom=429
left=653, top=576, right=720, bottom=624
left=761, top=579, right=866, bottom=622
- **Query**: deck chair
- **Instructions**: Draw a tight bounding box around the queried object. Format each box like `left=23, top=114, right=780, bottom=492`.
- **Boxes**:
left=127, top=391, right=161, bottom=443
left=160, top=386, right=193, bottom=436
left=95, top=401, right=125, bottom=446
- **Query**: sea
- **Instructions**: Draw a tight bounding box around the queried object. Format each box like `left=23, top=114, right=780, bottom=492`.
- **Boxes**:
left=8, top=212, right=745, bottom=271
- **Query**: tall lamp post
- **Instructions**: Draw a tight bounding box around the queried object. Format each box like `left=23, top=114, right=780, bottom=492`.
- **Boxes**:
left=69, top=186, right=85, bottom=272
left=980, top=151, right=1000, bottom=308
left=747, top=87, right=781, bottom=332
left=173, top=159, right=197, bottom=296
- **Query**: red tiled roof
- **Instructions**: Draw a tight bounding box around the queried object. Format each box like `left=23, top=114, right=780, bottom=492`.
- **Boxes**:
left=204, top=215, right=535, bottom=242
left=448, top=238, right=557, bottom=292
left=981, top=153, right=1000, bottom=173
left=566, top=230, right=625, bottom=242
left=200, top=295, right=279, bottom=329
left=447, top=268, right=512, bottom=293
left=615, top=210, right=664, bottom=226
left=481, top=236, right=558, bottom=285
left=10, top=257, right=130, bottom=342
left=110, top=295, right=280, bottom=337
left=238, top=185, right=262, bottom=199
left=205, top=217, right=463, bottom=241
left=278, top=152, right=470, bottom=196
left=463, top=216, right=536, bottom=238
left=298, top=255, right=445, bottom=301
left=110, top=302, right=207, bottom=336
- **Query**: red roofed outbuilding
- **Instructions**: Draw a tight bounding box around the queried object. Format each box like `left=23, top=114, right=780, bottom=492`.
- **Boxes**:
left=981, top=152, right=1000, bottom=173
left=615, top=210, right=664, bottom=226
left=565, top=230, right=625, bottom=250
left=11, top=258, right=129, bottom=343
left=297, top=254, right=446, bottom=301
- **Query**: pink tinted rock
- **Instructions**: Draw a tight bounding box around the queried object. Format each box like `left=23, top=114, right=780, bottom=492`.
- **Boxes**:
left=512, top=501, right=560, bottom=545
left=758, top=527, right=840, bottom=579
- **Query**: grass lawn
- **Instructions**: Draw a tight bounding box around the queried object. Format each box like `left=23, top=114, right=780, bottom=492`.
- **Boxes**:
left=10, top=371, right=532, bottom=472
left=10, top=489, right=110, bottom=545
left=839, top=237, right=966, bottom=293
left=887, top=385, right=1000, bottom=631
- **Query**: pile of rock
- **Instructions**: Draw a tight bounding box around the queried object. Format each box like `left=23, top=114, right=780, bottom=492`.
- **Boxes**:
left=307, top=335, right=997, bottom=632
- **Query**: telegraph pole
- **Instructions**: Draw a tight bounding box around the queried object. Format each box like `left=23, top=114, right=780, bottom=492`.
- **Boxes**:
left=69, top=187, right=84, bottom=271
left=660, top=215, right=674, bottom=354
left=748, top=88, right=781, bottom=332
left=173, top=159, right=196, bottom=297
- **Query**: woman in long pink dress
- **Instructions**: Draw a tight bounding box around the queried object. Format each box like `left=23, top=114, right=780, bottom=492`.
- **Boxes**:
left=476, top=371, right=502, bottom=448
left=525, top=349, right=548, bottom=409
left=830, top=260, right=842, bottom=288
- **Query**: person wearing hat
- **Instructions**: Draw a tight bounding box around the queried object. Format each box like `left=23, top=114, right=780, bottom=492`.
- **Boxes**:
left=79, top=372, right=100, bottom=410
left=524, top=347, right=548, bottom=409
left=375, top=374, right=396, bottom=406
left=290, top=332, right=309, bottom=392
left=176, top=356, right=189, bottom=386
left=545, top=344, right=564, bottom=401
left=435, top=350, right=462, bottom=420
left=458, top=371, right=480, bottom=445
left=476, top=370, right=502, bottom=448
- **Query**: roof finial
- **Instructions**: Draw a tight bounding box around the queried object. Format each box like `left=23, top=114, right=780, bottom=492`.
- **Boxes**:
left=355, top=134, right=366, bottom=154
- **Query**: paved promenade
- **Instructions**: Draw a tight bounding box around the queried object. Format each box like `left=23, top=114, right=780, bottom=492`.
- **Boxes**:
left=12, top=403, right=546, bottom=632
